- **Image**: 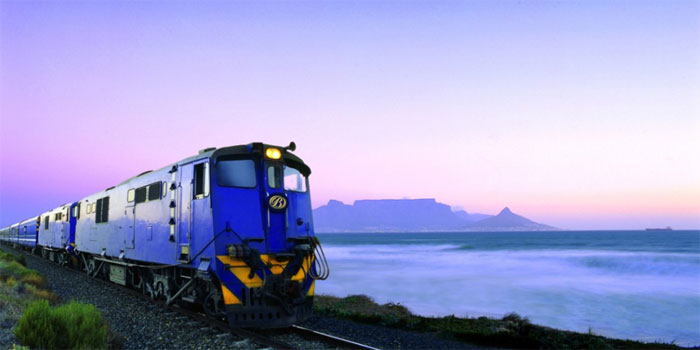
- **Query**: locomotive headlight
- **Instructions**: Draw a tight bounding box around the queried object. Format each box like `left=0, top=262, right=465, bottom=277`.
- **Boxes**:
left=265, top=147, right=282, bottom=160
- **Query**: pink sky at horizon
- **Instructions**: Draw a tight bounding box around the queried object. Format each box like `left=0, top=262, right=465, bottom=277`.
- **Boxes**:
left=1, top=1, right=699, bottom=230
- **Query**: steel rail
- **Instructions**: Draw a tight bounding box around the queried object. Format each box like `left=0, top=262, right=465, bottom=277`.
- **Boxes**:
left=289, top=325, right=382, bottom=350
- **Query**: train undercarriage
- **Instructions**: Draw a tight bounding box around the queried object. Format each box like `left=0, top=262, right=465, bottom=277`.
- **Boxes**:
left=11, top=243, right=316, bottom=327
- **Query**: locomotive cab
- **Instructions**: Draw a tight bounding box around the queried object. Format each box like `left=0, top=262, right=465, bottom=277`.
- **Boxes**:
left=206, top=142, right=327, bottom=327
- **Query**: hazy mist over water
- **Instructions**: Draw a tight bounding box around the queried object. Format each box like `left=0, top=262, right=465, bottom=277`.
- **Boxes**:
left=316, top=231, right=700, bottom=346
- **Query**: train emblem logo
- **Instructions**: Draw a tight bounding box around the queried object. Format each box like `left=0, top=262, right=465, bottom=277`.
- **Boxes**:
left=268, top=194, right=288, bottom=211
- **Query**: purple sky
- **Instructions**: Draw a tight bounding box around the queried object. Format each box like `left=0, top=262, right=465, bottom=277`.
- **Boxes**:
left=1, top=1, right=699, bottom=230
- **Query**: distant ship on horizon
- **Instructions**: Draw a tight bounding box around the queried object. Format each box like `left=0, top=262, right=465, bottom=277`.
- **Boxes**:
left=645, top=226, right=673, bottom=231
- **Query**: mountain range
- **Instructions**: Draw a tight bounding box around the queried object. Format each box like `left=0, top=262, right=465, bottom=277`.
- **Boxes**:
left=313, top=198, right=556, bottom=232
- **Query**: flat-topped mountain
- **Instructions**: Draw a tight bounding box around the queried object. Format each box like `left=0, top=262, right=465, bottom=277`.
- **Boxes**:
left=313, top=199, right=555, bottom=232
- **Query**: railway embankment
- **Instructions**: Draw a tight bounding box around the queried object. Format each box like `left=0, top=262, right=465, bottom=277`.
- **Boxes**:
left=1, top=247, right=253, bottom=349
left=309, top=294, right=686, bottom=349
left=0, top=247, right=332, bottom=350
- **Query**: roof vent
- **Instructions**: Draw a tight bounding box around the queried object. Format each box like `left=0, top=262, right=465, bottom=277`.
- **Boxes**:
left=199, top=147, right=216, bottom=154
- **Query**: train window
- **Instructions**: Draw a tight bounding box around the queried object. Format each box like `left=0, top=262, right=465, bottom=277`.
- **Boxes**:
left=44, top=216, right=49, bottom=230
left=103, top=197, right=110, bottom=222
left=216, top=160, right=256, bottom=188
left=267, top=166, right=281, bottom=189
left=194, top=162, right=210, bottom=198
left=96, top=199, right=103, bottom=223
left=135, top=187, right=147, bottom=204
left=103, top=198, right=110, bottom=222
left=148, top=182, right=162, bottom=201
left=127, top=189, right=135, bottom=202
left=96, top=196, right=109, bottom=223
left=162, top=181, right=167, bottom=197
left=283, top=166, right=307, bottom=192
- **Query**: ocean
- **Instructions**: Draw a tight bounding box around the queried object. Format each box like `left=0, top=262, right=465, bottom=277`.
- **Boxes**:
left=315, top=231, right=700, bottom=346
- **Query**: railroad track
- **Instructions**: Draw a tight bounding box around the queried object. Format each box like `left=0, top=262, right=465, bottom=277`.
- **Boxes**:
left=5, top=245, right=380, bottom=350
left=289, top=325, right=381, bottom=350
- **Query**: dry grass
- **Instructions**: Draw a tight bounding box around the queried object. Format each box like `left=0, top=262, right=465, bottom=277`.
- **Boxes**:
left=21, top=273, right=47, bottom=289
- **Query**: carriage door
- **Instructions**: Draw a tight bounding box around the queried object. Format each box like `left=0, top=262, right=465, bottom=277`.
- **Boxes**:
left=124, top=204, right=135, bottom=249
left=51, top=212, right=58, bottom=246
left=177, top=160, right=209, bottom=262
left=61, top=207, right=69, bottom=247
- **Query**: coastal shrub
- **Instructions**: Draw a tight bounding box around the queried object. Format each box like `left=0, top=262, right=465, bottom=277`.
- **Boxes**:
left=0, top=250, right=26, bottom=266
left=13, top=300, right=61, bottom=349
left=14, top=300, right=108, bottom=350
left=53, top=302, right=108, bottom=349
left=1, top=260, right=34, bottom=279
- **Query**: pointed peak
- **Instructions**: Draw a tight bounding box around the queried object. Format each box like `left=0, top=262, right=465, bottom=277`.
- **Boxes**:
left=499, top=207, right=513, bottom=215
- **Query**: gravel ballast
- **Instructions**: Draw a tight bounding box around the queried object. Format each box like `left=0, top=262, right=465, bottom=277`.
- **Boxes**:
left=6, top=248, right=321, bottom=350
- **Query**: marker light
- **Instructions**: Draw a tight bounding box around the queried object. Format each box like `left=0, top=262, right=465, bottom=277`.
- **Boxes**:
left=265, top=148, right=282, bottom=160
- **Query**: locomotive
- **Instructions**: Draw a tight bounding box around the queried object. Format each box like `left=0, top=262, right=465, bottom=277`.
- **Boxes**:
left=0, top=142, right=329, bottom=328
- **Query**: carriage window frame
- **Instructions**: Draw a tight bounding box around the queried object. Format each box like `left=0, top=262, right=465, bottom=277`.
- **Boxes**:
left=215, top=158, right=257, bottom=189
left=283, top=165, right=308, bottom=193
left=194, top=162, right=210, bottom=199
left=95, top=196, right=110, bottom=224
left=148, top=181, right=162, bottom=201
left=132, top=182, right=163, bottom=205
left=267, top=165, right=282, bottom=189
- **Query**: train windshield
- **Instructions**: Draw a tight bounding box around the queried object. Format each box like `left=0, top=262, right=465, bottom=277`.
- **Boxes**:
left=283, top=166, right=307, bottom=192
left=216, top=159, right=256, bottom=188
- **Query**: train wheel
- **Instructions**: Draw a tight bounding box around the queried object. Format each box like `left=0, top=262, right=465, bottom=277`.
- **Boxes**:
left=57, top=252, right=66, bottom=266
left=203, top=291, right=225, bottom=318
left=86, top=259, right=96, bottom=276
left=130, top=268, right=144, bottom=290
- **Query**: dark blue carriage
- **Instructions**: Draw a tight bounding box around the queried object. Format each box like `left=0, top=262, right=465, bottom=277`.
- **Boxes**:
left=17, top=217, right=39, bottom=248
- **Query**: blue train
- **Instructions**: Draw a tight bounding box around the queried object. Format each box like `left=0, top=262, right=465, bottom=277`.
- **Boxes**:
left=0, top=142, right=329, bottom=327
